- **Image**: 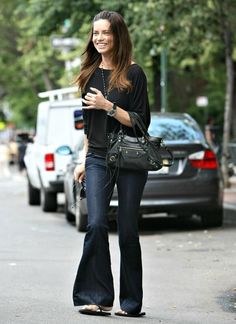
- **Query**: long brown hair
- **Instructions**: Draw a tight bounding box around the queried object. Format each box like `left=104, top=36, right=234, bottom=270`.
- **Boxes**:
left=74, top=11, right=133, bottom=92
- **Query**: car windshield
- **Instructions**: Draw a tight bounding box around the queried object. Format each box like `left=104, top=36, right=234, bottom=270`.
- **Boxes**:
left=148, top=115, right=206, bottom=144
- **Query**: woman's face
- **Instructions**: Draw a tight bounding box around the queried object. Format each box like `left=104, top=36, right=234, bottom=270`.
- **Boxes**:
left=92, top=19, right=114, bottom=57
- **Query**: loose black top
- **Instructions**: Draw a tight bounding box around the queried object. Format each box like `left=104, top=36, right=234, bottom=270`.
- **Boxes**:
left=82, top=64, right=150, bottom=157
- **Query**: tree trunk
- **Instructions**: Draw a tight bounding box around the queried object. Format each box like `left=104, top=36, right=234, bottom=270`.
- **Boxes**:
left=42, top=71, right=54, bottom=91
left=221, top=30, right=234, bottom=187
left=231, top=60, right=236, bottom=139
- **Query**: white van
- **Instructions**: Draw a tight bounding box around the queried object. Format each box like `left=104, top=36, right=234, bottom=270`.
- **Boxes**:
left=24, top=87, right=84, bottom=212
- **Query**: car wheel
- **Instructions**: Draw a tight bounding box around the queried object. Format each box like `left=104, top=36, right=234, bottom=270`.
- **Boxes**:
left=28, top=179, right=40, bottom=205
left=201, top=208, right=223, bottom=228
left=41, top=188, right=57, bottom=212
left=65, top=198, right=75, bottom=223
left=75, top=200, right=87, bottom=232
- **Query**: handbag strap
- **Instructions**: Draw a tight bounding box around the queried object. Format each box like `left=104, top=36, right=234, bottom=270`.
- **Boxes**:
left=128, top=112, right=174, bottom=167
left=128, top=112, right=148, bottom=137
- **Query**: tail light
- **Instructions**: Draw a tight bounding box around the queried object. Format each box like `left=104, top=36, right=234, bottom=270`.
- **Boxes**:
left=189, top=149, right=218, bottom=169
left=45, top=153, right=55, bottom=171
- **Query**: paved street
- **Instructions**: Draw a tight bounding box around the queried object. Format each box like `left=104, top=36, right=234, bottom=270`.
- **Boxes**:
left=0, top=169, right=236, bottom=324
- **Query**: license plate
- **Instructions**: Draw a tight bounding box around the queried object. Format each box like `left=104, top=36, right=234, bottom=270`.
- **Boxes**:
left=149, top=166, right=169, bottom=175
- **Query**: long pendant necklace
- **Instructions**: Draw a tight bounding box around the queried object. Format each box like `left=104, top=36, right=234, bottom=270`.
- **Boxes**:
left=101, top=64, right=110, bottom=99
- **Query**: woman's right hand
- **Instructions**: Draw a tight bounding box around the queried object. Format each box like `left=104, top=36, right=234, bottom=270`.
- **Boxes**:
left=74, top=163, right=85, bottom=183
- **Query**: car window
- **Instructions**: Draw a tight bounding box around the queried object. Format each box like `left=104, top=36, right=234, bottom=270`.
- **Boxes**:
left=148, top=115, right=206, bottom=143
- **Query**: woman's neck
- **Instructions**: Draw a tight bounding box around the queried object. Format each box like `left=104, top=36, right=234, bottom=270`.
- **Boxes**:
left=100, top=56, right=113, bottom=70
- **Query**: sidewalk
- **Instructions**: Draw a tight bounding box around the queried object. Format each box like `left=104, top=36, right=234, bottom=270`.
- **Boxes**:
left=224, top=175, right=236, bottom=211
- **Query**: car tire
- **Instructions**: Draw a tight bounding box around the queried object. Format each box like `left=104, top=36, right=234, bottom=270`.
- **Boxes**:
left=65, top=198, right=75, bottom=223
left=41, top=188, right=57, bottom=212
left=28, top=179, right=40, bottom=206
left=75, top=200, right=87, bottom=232
left=201, top=208, right=223, bottom=228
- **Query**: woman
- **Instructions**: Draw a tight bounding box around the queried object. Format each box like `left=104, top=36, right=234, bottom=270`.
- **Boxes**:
left=73, top=10, right=150, bottom=317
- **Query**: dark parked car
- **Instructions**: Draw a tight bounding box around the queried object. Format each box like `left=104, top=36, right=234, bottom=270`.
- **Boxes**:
left=64, top=112, right=223, bottom=232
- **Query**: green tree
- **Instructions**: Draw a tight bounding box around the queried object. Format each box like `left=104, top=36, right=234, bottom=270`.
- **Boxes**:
left=124, top=0, right=235, bottom=186
left=1, top=0, right=236, bottom=187
left=0, top=0, right=64, bottom=127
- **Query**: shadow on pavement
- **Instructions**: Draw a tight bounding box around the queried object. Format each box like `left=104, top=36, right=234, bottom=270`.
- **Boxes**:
left=57, top=203, right=236, bottom=235
left=110, top=208, right=236, bottom=235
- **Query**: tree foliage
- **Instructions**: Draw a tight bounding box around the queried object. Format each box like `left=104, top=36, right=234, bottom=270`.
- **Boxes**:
left=0, top=0, right=64, bottom=127
left=0, top=1, right=235, bottom=163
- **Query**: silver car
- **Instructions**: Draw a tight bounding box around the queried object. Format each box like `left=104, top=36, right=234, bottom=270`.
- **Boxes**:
left=64, top=112, right=223, bottom=231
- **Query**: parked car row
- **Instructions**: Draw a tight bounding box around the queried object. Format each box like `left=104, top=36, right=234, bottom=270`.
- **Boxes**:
left=64, top=112, right=223, bottom=232
left=24, top=88, right=223, bottom=232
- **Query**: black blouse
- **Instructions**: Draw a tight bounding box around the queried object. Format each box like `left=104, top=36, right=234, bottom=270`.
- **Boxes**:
left=82, top=64, right=150, bottom=157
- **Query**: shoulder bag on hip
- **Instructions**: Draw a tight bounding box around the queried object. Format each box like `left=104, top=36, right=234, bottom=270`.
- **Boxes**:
left=106, top=112, right=174, bottom=171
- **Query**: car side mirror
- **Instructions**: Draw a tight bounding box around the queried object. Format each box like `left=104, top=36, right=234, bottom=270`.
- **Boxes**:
left=56, top=145, right=73, bottom=155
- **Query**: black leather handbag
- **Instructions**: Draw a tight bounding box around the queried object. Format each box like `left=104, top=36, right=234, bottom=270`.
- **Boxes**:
left=106, top=112, right=174, bottom=171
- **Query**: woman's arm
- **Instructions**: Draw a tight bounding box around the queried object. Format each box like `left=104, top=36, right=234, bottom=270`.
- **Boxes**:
left=82, top=87, right=132, bottom=127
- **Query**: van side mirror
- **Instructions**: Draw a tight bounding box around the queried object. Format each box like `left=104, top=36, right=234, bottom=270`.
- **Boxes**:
left=74, top=110, right=84, bottom=130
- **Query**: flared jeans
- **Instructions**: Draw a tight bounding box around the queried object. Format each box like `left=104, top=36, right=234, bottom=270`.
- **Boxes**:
left=73, top=153, right=148, bottom=314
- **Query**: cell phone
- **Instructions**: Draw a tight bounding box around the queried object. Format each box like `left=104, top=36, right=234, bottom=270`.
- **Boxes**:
left=80, top=180, right=86, bottom=200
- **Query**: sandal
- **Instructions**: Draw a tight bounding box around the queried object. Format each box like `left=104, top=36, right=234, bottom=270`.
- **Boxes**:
left=115, top=309, right=146, bottom=317
left=79, top=304, right=112, bottom=316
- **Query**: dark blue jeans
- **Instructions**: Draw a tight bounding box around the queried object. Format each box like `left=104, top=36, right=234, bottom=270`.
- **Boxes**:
left=73, top=153, right=148, bottom=314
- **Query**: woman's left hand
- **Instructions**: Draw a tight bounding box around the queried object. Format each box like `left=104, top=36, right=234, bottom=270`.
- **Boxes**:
left=82, top=87, right=108, bottom=110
